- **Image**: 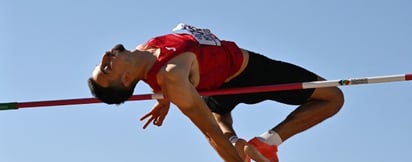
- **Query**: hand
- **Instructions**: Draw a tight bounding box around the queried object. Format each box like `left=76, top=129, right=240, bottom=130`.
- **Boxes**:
left=233, top=138, right=249, bottom=162
left=140, top=99, right=171, bottom=129
left=234, top=139, right=270, bottom=162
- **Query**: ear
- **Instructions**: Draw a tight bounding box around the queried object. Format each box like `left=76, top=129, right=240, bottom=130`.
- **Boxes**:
left=120, top=72, right=133, bottom=87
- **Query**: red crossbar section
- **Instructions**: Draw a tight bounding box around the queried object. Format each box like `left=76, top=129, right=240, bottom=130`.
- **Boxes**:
left=17, top=94, right=156, bottom=109
left=199, top=83, right=303, bottom=97
left=17, top=98, right=101, bottom=108
left=406, top=74, right=412, bottom=80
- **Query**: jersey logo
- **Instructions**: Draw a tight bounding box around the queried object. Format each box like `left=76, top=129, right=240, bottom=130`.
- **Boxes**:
left=165, top=46, right=176, bottom=52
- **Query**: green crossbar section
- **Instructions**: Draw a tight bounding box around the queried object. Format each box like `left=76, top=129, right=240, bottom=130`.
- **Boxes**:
left=0, top=102, right=18, bottom=110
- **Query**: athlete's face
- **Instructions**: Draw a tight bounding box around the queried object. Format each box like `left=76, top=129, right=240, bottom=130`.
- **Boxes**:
left=91, top=44, right=129, bottom=87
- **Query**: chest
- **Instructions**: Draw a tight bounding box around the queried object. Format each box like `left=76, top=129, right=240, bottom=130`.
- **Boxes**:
left=156, top=52, right=201, bottom=88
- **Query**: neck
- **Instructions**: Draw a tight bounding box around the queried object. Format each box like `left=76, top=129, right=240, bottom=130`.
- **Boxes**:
left=129, top=49, right=158, bottom=81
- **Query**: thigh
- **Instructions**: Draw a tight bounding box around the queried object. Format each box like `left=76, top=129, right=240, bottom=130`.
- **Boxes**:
left=204, top=52, right=319, bottom=113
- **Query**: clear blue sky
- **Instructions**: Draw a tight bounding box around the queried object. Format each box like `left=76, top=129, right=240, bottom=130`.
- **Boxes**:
left=1, top=0, right=411, bottom=162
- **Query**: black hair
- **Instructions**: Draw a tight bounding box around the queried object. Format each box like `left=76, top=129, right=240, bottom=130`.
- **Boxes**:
left=87, top=78, right=136, bottom=105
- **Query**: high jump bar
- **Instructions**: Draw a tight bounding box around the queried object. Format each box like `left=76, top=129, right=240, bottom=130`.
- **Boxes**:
left=1, top=73, right=411, bottom=110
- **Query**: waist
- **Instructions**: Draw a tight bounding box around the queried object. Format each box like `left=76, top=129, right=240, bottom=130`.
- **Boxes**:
left=224, top=49, right=249, bottom=82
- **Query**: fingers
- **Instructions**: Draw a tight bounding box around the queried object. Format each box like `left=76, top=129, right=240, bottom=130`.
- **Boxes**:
left=156, top=110, right=168, bottom=126
left=141, top=114, right=161, bottom=129
left=142, top=118, right=153, bottom=129
left=152, top=116, right=163, bottom=127
left=140, top=112, right=151, bottom=121
left=140, top=112, right=154, bottom=129
left=140, top=113, right=165, bottom=129
left=140, top=103, right=170, bottom=129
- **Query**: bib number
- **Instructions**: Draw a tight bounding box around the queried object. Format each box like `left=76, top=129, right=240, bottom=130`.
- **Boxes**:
left=173, top=23, right=221, bottom=46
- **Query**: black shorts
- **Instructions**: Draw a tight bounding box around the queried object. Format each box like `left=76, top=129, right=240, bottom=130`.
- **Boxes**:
left=203, top=51, right=318, bottom=114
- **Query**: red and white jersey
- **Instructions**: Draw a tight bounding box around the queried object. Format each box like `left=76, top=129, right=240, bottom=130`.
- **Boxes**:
left=142, top=33, right=244, bottom=91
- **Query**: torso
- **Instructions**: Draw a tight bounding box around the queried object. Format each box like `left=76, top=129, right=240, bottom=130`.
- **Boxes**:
left=158, top=50, right=249, bottom=88
left=141, top=33, right=249, bottom=91
left=224, top=49, right=249, bottom=82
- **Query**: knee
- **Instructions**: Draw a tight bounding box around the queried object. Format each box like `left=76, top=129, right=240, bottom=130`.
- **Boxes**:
left=327, top=87, right=345, bottom=115
left=315, top=77, right=345, bottom=110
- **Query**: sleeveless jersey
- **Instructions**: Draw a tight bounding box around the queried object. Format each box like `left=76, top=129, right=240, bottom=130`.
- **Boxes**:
left=142, top=33, right=244, bottom=91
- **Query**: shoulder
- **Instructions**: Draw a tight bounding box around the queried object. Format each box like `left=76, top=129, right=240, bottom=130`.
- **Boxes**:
left=160, top=51, right=197, bottom=73
left=170, top=51, right=196, bottom=62
left=157, top=52, right=196, bottom=80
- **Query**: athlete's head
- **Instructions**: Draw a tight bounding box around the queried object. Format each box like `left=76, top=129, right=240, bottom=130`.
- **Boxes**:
left=88, top=44, right=138, bottom=104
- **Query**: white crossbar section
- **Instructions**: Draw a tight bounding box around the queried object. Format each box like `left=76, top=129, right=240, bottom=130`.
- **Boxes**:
left=303, top=74, right=407, bottom=89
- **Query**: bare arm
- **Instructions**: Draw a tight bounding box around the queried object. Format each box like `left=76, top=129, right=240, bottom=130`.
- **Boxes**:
left=157, top=54, right=242, bottom=162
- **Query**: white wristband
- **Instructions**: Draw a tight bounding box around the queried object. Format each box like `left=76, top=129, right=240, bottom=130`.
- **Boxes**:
left=229, top=136, right=239, bottom=145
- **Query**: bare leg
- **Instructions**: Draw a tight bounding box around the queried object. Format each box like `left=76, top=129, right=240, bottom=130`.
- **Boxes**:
left=273, top=85, right=344, bottom=141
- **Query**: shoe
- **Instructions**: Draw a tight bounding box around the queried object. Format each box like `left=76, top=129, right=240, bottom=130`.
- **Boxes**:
left=248, top=137, right=279, bottom=162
